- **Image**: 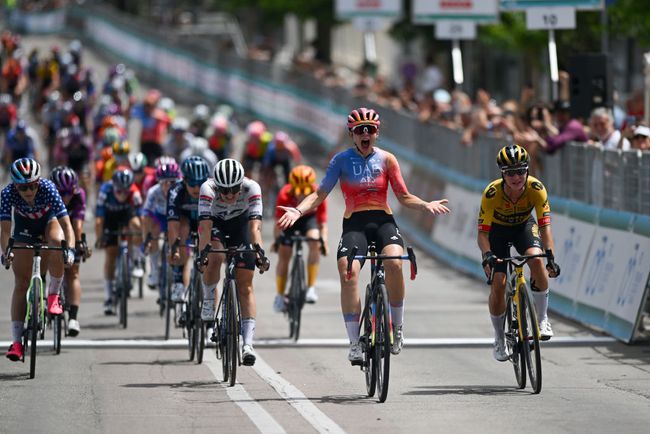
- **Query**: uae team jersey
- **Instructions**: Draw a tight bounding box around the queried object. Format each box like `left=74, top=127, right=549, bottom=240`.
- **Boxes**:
left=318, top=147, right=408, bottom=218
left=0, top=179, right=68, bottom=222
left=198, top=178, right=262, bottom=221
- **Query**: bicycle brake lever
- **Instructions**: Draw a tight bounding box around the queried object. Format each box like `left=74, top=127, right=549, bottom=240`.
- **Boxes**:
left=407, top=247, right=417, bottom=280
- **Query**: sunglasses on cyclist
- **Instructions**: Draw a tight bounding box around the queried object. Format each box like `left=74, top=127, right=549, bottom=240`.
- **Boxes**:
left=185, top=180, right=205, bottom=188
left=217, top=184, right=241, bottom=195
left=16, top=182, right=38, bottom=192
left=503, top=168, right=528, bottom=177
left=352, top=125, right=378, bottom=135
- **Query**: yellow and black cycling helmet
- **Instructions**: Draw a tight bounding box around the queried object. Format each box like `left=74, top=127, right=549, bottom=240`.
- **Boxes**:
left=497, top=144, right=529, bottom=170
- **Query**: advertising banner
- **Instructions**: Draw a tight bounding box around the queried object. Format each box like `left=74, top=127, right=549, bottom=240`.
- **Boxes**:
left=413, top=0, right=499, bottom=23
left=552, top=213, right=596, bottom=301
left=432, top=184, right=481, bottom=261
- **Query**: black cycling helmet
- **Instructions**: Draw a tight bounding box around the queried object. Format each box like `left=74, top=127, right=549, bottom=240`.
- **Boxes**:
left=497, top=144, right=529, bottom=170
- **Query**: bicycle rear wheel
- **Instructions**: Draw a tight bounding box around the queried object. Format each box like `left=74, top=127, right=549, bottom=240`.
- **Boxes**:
left=505, top=294, right=525, bottom=389
left=520, top=285, right=542, bottom=394
left=29, top=282, right=40, bottom=379
left=374, top=284, right=391, bottom=403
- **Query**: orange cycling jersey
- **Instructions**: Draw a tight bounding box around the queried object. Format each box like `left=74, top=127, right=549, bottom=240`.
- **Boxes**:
left=478, top=176, right=550, bottom=232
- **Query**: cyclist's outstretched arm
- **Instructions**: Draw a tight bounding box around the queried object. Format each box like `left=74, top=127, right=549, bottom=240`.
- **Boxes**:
left=277, top=189, right=328, bottom=230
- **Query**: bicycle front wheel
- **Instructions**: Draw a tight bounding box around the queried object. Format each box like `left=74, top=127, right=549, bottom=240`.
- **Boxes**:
left=29, top=281, right=40, bottom=379
left=288, top=257, right=305, bottom=341
left=361, top=286, right=376, bottom=397
left=225, top=280, right=239, bottom=387
left=520, top=285, right=542, bottom=394
left=374, top=284, right=391, bottom=403
left=117, top=253, right=128, bottom=329
left=505, top=294, right=525, bottom=389
left=194, top=272, right=205, bottom=364
left=164, top=263, right=173, bottom=340
left=187, top=281, right=196, bottom=362
left=52, top=314, right=62, bottom=355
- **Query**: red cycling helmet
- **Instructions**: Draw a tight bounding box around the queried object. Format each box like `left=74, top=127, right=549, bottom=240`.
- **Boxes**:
left=347, top=107, right=380, bottom=131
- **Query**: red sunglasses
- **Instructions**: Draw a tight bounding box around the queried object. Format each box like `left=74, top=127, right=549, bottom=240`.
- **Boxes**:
left=352, top=125, right=378, bottom=135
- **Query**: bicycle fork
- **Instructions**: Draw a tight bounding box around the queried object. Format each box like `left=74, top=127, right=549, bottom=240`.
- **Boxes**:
left=25, top=255, right=44, bottom=328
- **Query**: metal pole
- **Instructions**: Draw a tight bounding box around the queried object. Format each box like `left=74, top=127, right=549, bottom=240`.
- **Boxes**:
left=451, top=39, right=464, bottom=88
left=548, top=28, right=559, bottom=101
left=363, top=31, right=377, bottom=64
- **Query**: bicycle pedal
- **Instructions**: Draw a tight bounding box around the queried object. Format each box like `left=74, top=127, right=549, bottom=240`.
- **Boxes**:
left=350, top=359, right=363, bottom=367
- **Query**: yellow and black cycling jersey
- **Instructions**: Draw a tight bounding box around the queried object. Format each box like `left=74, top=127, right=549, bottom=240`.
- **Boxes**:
left=478, top=176, right=550, bottom=232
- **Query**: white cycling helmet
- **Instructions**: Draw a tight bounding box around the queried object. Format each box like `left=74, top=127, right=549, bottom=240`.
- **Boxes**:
left=213, top=158, right=244, bottom=188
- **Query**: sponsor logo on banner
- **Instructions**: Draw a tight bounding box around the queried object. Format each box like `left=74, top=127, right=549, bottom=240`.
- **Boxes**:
left=432, top=184, right=481, bottom=259
left=576, top=227, right=650, bottom=326
left=552, top=214, right=595, bottom=301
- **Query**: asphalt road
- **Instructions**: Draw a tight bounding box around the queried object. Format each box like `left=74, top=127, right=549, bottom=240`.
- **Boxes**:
left=0, top=35, right=649, bottom=434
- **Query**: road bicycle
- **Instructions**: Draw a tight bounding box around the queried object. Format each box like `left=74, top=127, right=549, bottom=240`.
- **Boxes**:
left=185, top=233, right=205, bottom=363
left=104, top=229, right=140, bottom=329
left=346, top=243, right=418, bottom=403
left=280, top=233, right=324, bottom=341
left=198, top=241, right=266, bottom=387
left=4, top=238, right=68, bottom=379
left=488, top=251, right=549, bottom=394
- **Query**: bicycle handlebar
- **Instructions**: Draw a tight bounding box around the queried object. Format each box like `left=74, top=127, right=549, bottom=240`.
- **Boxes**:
left=3, top=238, right=69, bottom=270
left=275, top=234, right=326, bottom=255
left=196, top=242, right=266, bottom=270
left=345, top=245, right=418, bottom=281
left=486, top=253, right=549, bottom=285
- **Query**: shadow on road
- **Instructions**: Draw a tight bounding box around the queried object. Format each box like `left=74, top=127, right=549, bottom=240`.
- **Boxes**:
left=122, top=380, right=218, bottom=389
left=99, top=359, right=190, bottom=366
left=404, top=385, right=526, bottom=396
left=317, top=394, right=378, bottom=405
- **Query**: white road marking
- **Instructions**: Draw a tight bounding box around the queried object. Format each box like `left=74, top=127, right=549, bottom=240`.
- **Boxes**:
left=253, top=355, right=347, bottom=434
left=203, top=350, right=286, bottom=434
left=0, top=336, right=615, bottom=348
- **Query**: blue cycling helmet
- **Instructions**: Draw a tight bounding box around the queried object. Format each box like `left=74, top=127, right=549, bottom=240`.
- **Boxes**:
left=181, top=156, right=209, bottom=185
left=11, top=158, right=41, bottom=184
left=112, top=168, right=134, bottom=190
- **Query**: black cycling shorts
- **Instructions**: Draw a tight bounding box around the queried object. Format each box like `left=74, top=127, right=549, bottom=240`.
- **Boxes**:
left=489, top=216, right=543, bottom=274
left=336, top=210, right=404, bottom=264
left=103, top=209, right=136, bottom=246
left=278, top=213, right=318, bottom=246
left=210, top=213, right=255, bottom=270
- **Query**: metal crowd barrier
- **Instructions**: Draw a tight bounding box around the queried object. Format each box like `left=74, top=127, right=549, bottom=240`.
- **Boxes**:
left=60, top=3, right=649, bottom=217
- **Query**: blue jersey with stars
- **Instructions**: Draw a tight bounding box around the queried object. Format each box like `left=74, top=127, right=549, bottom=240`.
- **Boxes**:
left=0, top=178, right=68, bottom=222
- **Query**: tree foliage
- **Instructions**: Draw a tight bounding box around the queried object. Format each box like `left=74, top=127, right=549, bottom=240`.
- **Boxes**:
left=608, top=0, right=650, bottom=47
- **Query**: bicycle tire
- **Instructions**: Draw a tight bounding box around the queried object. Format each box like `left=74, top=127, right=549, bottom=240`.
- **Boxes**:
left=194, top=272, right=205, bottom=364
left=119, top=253, right=128, bottom=329
left=187, top=280, right=196, bottom=361
left=29, top=281, right=40, bottom=379
left=288, top=256, right=304, bottom=341
left=137, top=269, right=144, bottom=299
left=375, top=284, right=391, bottom=403
left=505, top=293, right=525, bottom=389
left=520, top=285, right=542, bottom=394
left=53, top=314, right=62, bottom=355
left=158, top=252, right=166, bottom=318
left=164, top=264, right=173, bottom=340
left=226, top=280, right=238, bottom=387
left=362, top=285, right=376, bottom=397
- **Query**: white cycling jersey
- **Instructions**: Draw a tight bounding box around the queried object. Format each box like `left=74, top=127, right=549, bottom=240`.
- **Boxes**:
left=198, top=177, right=262, bottom=221
left=143, top=183, right=167, bottom=216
